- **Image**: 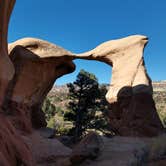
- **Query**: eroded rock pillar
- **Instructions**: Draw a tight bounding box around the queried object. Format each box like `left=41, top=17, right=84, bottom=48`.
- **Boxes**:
left=8, top=38, right=75, bottom=128
left=0, top=0, right=15, bottom=108
left=75, top=35, right=164, bottom=136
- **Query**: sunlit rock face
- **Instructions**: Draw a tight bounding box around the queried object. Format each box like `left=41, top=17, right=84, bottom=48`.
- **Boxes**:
left=75, top=35, right=164, bottom=136
left=8, top=38, right=75, bottom=129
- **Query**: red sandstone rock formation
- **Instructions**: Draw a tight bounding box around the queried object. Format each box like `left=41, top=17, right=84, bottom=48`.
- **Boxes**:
left=0, top=0, right=15, bottom=108
left=0, top=0, right=34, bottom=165
left=8, top=35, right=164, bottom=137
left=0, top=114, right=34, bottom=165
left=0, top=0, right=164, bottom=164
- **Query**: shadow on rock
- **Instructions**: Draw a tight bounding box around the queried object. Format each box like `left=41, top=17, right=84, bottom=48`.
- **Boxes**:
left=108, top=84, right=164, bottom=137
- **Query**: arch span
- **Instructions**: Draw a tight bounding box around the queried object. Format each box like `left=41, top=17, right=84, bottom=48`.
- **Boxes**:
left=7, top=35, right=164, bottom=136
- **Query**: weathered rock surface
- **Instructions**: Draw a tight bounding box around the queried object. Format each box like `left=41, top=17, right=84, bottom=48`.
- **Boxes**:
left=81, top=136, right=149, bottom=166
left=108, top=86, right=164, bottom=137
left=38, top=127, right=55, bottom=139
left=0, top=0, right=15, bottom=108
left=0, top=1, right=74, bottom=165
left=8, top=39, right=75, bottom=129
left=8, top=35, right=164, bottom=136
left=70, top=132, right=103, bottom=165
left=8, top=35, right=164, bottom=137
left=80, top=135, right=166, bottom=166
left=0, top=0, right=164, bottom=164
left=76, top=35, right=150, bottom=102
left=75, top=36, right=164, bottom=136
left=0, top=113, right=34, bottom=166
left=22, top=131, right=72, bottom=165
left=0, top=0, right=35, bottom=165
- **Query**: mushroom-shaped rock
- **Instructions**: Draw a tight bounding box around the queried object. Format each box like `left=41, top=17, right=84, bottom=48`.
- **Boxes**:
left=75, top=35, right=150, bottom=103
left=8, top=38, right=75, bottom=129
left=75, top=35, right=164, bottom=136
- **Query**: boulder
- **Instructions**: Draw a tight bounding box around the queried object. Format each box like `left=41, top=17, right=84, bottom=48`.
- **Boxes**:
left=22, top=131, right=72, bottom=165
left=38, top=127, right=55, bottom=139
left=81, top=136, right=149, bottom=166
left=70, top=132, right=103, bottom=165
left=81, top=135, right=166, bottom=166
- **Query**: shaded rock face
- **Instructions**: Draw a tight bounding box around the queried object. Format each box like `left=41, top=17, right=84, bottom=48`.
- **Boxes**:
left=0, top=0, right=15, bottom=108
left=70, top=132, right=103, bottom=165
left=0, top=113, right=34, bottom=166
left=108, top=85, right=164, bottom=136
left=22, top=131, right=72, bottom=165
left=0, top=0, right=34, bottom=165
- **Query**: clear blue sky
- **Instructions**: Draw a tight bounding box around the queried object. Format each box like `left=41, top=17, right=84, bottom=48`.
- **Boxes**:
left=8, top=0, right=166, bottom=85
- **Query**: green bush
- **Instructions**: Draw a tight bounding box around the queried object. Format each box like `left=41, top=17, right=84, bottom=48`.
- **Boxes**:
left=47, top=117, right=55, bottom=128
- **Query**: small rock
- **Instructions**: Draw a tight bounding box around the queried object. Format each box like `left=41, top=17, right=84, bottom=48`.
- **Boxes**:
left=70, top=132, right=103, bottom=165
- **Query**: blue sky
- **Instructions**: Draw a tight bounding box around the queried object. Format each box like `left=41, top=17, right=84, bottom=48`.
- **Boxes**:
left=9, top=0, right=166, bottom=85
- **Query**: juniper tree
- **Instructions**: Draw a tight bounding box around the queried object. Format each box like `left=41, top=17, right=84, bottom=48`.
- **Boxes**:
left=64, top=69, right=100, bottom=141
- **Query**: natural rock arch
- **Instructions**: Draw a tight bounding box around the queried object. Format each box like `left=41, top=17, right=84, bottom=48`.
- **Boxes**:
left=8, top=35, right=164, bottom=136
left=0, top=0, right=164, bottom=164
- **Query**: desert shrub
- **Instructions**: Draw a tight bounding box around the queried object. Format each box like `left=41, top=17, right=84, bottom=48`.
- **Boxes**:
left=47, top=117, right=55, bottom=128
left=42, top=98, right=56, bottom=121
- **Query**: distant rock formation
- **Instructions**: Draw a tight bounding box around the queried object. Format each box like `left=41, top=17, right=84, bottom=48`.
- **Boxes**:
left=153, top=80, right=166, bottom=92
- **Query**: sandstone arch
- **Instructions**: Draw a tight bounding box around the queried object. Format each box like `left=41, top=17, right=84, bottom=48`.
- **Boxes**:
left=8, top=35, right=149, bottom=105
left=8, top=35, right=164, bottom=136
left=0, top=0, right=164, bottom=164
left=75, top=35, right=151, bottom=103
